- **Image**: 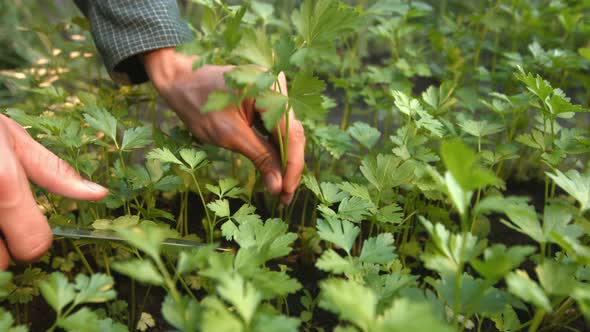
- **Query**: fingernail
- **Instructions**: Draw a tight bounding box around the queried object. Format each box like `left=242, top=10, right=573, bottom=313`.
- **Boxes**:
left=83, top=180, right=108, bottom=193
left=281, top=193, right=294, bottom=206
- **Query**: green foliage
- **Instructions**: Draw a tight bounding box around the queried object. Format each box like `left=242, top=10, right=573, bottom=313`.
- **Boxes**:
left=547, top=169, right=590, bottom=211
left=292, top=0, right=361, bottom=49
left=39, top=272, right=120, bottom=331
left=316, top=218, right=359, bottom=256
left=506, top=270, right=552, bottom=312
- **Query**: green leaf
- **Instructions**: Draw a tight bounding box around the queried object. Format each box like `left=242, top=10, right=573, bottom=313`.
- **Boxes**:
left=302, top=174, right=322, bottom=199
left=258, top=90, right=288, bottom=131
left=237, top=28, right=273, bottom=68
left=225, top=65, right=267, bottom=87
left=234, top=218, right=297, bottom=264
left=179, top=148, right=207, bottom=169
left=312, top=124, right=353, bottom=159
left=321, top=182, right=348, bottom=204
left=59, top=307, right=97, bottom=332
left=120, top=127, right=151, bottom=151
left=514, top=68, right=553, bottom=102
left=316, top=249, right=360, bottom=275
left=360, top=154, right=413, bottom=191
left=420, top=217, right=483, bottom=274
left=73, top=273, right=116, bottom=304
left=471, top=245, right=536, bottom=281
left=208, top=199, right=231, bottom=218
left=221, top=220, right=239, bottom=241
left=421, top=81, right=457, bottom=113
left=440, top=139, right=503, bottom=191
left=217, top=274, right=261, bottom=324
left=579, top=47, right=590, bottom=61
left=547, top=169, right=590, bottom=211
left=39, top=272, right=75, bottom=314
left=252, top=313, right=300, bottom=332
left=292, top=0, right=361, bottom=48
left=376, top=203, right=404, bottom=225
left=506, top=270, right=552, bottom=311
left=348, top=122, right=381, bottom=149
left=273, top=33, right=296, bottom=72
left=319, top=279, right=376, bottom=331
left=377, top=298, right=453, bottom=332
left=58, top=307, right=127, bottom=332
left=550, top=232, right=590, bottom=264
left=206, top=178, right=245, bottom=198
left=479, top=197, right=546, bottom=243
left=458, top=118, right=504, bottom=138
left=0, top=272, right=13, bottom=299
left=392, top=90, right=421, bottom=116
left=392, top=90, right=443, bottom=136
left=0, top=309, right=27, bottom=332
left=247, top=268, right=302, bottom=299
left=444, top=171, right=472, bottom=217
left=83, top=107, right=117, bottom=142
left=116, top=223, right=170, bottom=260
left=232, top=204, right=261, bottom=224
left=535, top=260, right=577, bottom=296
left=360, top=233, right=397, bottom=264
left=433, top=273, right=508, bottom=316
left=112, top=259, right=164, bottom=286
left=176, top=245, right=217, bottom=275
left=316, top=218, right=359, bottom=255
left=200, top=297, right=242, bottom=332
left=415, top=108, right=444, bottom=137
left=202, top=91, right=240, bottom=113
left=222, top=5, right=247, bottom=51
left=491, top=305, right=521, bottom=332
left=542, top=202, right=579, bottom=239
left=147, top=148, right=183, bottom=165
left=92, top=215, right=140, bottom=230
left=289, top=71, right=326, bottom=122
left=337, top=197, right=374, bottom=222
left=136, top=312, right=156, bottom=332
left=545, top=91, right=587, bottom=115
left=338, top=182, right=372, bottom=203
left=161, top=295, right=201, bottom=332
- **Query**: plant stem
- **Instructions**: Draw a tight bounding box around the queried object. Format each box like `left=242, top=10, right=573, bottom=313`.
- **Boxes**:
left=300, top=196, right=311, bottom=231
left=130, top=279, right=136, bottom=331
left=103, top=249, right=111, bottom=276
left=552, top=297, right=576, bottom=324
left=528, top=309, right=546, bottom=332
left=341, top=91, right=351, bottom=130
left=71, top=240, right=94, bottom=274
left=190, top=173, right=211, bottom=239
left=154, top=256, right=181, bottom=303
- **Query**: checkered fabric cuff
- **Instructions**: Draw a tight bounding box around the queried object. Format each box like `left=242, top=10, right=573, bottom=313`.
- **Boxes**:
left=76, top=0, right=193, bottom=84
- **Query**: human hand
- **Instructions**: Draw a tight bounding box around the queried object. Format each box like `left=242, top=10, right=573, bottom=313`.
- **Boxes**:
left=143, top=48, right=305, bottom=205
left=0, top=114, right=109, bottom=269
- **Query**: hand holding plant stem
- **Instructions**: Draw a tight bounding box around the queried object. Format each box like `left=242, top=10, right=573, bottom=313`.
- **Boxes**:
left=143, top=48, right=305, bottom=205
left=0, top=114, right=108, bottom=269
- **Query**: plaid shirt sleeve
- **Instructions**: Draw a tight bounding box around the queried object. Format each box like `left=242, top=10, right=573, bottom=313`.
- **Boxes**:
left=74, top=0, right=193, bottom=84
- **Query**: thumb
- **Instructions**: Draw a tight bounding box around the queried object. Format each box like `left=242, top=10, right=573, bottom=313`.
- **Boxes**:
left=2, top=115, right=109, bottom=201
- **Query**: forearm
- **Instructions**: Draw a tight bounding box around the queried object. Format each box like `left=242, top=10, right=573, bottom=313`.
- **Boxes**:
left=74, top=0, right=193, bottom=84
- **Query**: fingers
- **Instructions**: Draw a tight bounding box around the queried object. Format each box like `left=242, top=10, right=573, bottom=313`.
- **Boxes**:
left=0, top=238, right=10, bottom=270
left=277, top=112, right=306, bottom=205
left=0, top=119, right=52, bottom=262
left=256, top=72, right=306, bottom=205
left=1, top=115, right=108, bottom=201
left=221, top=117, right=283, bottom=195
